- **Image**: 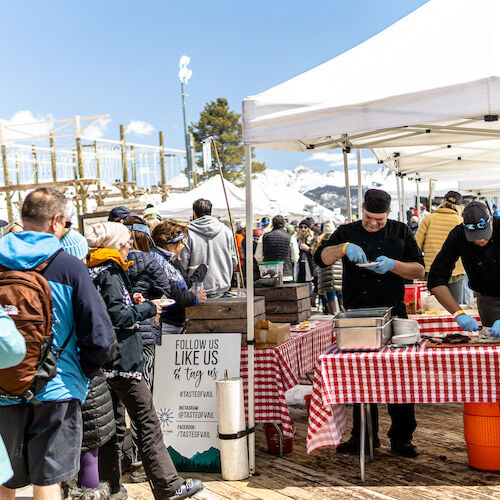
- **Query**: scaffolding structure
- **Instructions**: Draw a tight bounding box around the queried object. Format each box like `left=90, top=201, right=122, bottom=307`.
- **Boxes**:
left=0, top=115, right=187, bottom=222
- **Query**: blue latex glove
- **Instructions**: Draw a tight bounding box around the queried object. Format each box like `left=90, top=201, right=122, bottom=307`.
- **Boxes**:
left=369, top=256, right=395, bottom=274
left=344, top=243, right=367, bottom=264
left=456, top=313, right=479, bottom=332
left=489, top=319, right=500, bottom=338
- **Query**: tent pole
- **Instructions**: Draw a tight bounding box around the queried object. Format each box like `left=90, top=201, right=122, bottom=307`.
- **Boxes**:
left=244, top=144, right=255, bottom=475
left=401, top=175, right=406, bottom=222
left=395, top=160, right=402, bottom=222
left=416, top=179, right=421, bottom=223
left=429, top=179, right=434, bottom=213
left=343, top=146, right=352, bottom=222
left=357, top=149, right=362, bottom=218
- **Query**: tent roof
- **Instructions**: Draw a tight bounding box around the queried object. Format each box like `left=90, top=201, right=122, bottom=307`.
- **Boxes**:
left=242, top=0, right=500, bottom=151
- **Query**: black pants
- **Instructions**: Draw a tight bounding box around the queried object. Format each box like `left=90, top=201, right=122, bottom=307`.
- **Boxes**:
left=351, top=403, right=416, bottom=443
left=99, top=377, right=184, bottom=499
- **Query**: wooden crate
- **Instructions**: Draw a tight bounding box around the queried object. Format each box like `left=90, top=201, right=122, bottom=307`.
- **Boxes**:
left=185, top=297, right=265, bottom=342
left=255, top=283, right=311, bottom=324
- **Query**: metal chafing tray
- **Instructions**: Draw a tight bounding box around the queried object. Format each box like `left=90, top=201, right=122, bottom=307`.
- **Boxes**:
left=334, top=307, right=393, bottom=351
left=334, top=307, right=392, bottom=328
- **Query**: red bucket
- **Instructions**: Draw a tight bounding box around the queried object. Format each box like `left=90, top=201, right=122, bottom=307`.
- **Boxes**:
left=263, top=424, right=293, bottom=455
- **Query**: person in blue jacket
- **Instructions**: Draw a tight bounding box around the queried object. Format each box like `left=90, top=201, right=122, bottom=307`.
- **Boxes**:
left=0, top=306, right=26, bottom=486
left=0, top=188, right=115, bottom=500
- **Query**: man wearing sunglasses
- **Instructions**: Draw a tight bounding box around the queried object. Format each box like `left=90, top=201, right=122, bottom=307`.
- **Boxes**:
left=428, top=201, right=500, bottom=337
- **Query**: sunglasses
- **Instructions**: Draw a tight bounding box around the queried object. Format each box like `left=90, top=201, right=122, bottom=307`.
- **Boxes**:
left=299, top=225, right=308, bottom=229
left=464, top=217, right=489, bottom=231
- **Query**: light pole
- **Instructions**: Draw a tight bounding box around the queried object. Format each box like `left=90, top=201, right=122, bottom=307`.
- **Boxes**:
left=179, top=55, right=193, bottom=189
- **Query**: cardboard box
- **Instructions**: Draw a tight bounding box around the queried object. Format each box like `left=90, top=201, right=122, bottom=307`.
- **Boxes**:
left=255, top=320, right=291, bottom=348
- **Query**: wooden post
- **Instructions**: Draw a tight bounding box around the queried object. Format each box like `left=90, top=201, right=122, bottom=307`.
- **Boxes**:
left=50, top=132, right=57, bottom=181
left=73, top=150, right=78, bottom=179
left=120, top=124, right=128, bottom=198
left=31, top=145, right=39, bottom=184
left=159, top=131, right=167, bottom=202
left=130, top=145, right=136, bottom=185
left=0, top=125, right=13, bottom=222
left=93, top=141, right=101, bottom=190
left=15, top=153, right=21, bottom=202
left=75, top=116, right=87, bottom=212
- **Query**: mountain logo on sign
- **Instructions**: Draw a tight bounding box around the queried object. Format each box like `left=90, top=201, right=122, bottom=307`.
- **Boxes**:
left=167, top=446, right=221, bottom=472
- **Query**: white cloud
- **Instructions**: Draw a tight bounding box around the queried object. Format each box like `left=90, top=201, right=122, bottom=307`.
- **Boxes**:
left=83, top=118, right=111, bottom=139
left=0, top=110, right=54, bottom=142
left=125, top=120, right=155, bottom=136
left=307, top=151, right=378, bottom=168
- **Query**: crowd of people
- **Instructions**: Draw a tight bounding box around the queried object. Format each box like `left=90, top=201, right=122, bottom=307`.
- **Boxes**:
left=0, top=185, right=499, bottom=499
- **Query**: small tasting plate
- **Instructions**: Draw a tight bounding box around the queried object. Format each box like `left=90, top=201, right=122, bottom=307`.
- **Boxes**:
left=159, top=298, right=176, bottom=307
left=356, top=262, right=378, bottom=268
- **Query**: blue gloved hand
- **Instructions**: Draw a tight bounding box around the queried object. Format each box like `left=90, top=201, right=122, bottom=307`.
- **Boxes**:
left=488, top=319, right=500, bottom=338
left=456, top=313, right=479, bottom=332
left=369, top=256, right=395, bottom=274
left=344, top=243, right=367, bottom=264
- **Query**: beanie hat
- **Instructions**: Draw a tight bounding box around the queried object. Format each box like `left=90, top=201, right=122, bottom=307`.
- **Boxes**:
left=86, top=221, right=131, bottom=251
left=364, top=189, right=391, bottom=213
left=61, top=229, right=89, bottom=260
left=299, top=219, right=311, bottom=228
left=143, top=206, right=161, bottom=220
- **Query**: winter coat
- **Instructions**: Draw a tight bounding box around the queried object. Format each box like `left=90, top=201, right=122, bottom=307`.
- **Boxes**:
left=89, top=259, right=156, bottom=376
left=180, top=215, right=238, bottom=295
left=293, top=231, right=318, bottom=283
left=0, top=231, right=114, bottom=406
left=150, top=247, right=200, bottom=328
left=414, top=207, right=465, bottom=276
left=0, top=306, right=26, bottom=484
left=126, top=250, right=173, bottom=345
left=81, top=370, right=115, bottom=452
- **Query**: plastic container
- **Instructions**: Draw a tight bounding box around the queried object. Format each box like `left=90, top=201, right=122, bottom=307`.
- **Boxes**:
left=258, top=261, right=284, bottom=285
left=263, top=423, right=293, bottom=455
left=463, top=403, right=500, bottom=471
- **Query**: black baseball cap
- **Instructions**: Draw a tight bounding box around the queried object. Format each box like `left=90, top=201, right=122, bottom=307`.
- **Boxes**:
left=444, top=190, right=462, bottom=205
left=108, top=206, right=131, bottom=222
left=364, top=189, right=391, bottom=214
left=463, top=201, right=491, bottom=241
left=0, top=219, right=7, bottom=229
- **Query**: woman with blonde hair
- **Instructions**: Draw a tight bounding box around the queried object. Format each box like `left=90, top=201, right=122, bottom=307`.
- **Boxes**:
left=293, top=219, right=318, bottom=305
left=415, top=191, right=465, bottom=303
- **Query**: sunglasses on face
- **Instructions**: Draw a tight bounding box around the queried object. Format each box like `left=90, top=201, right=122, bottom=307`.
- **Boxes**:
left=299, top=225, right=308, bottom=229
left=64, top=220, right=73, bottom=229
left=464, top=217, right=489, bottom=231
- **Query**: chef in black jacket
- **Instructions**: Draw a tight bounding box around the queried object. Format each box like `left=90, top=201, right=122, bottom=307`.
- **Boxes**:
left=428, top=201, right=500, bottom=336
left=315, top=189, right=425, bottom=457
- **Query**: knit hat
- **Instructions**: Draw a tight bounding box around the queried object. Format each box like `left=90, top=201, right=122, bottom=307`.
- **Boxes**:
left=86, top=221, right=131, bottom=251
left=61, top=229, right=89, bottom=260
left=143, top=206, right=161, bottom=221
left=299, top=219, right=311, bottom=228
left=364, top=189, right=391, bottom=213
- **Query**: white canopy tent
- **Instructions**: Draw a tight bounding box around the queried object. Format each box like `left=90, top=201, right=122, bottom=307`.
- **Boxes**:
left=241, top=0, right=500, bottom=477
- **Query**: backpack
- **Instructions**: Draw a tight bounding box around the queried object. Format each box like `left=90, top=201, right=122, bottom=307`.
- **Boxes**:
left=0, top=249, right=70, bottom=404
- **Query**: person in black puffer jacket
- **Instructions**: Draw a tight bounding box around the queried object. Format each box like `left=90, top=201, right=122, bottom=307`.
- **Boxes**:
left=123, top=215, right=206, bottom=482
left=86, top=221, right=204, bottom=500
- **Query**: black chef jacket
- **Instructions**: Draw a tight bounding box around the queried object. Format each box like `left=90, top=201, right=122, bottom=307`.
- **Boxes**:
left=314, top=219, right=424, bottom=317
left=428, top=216, right=500, bottom=297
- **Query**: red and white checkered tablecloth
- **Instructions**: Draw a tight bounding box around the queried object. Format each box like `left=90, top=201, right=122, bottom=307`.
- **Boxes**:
left=306, top=342, right=500, bottom=453
left=240, top=320, right=334, bottom=438
left=410, top=313, right=481, bottom=337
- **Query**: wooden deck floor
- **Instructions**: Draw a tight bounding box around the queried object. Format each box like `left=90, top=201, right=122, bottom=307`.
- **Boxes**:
left=120, top=402, right=500, bottom=500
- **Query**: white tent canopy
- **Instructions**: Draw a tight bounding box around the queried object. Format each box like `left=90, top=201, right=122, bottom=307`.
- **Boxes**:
left=157, top=175, right=336, bottom=221
left=243, top=0, right=500, bottom=153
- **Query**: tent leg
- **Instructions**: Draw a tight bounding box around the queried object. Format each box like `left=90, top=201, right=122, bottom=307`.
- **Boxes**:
left=343, top=147, right=352, bottom=223
left=429, top=179, right=434, bottom=214
left=416, top=179, right=421, bottom=223
left=244, top=144, right=255, bottom=476
left=396, top=172, right=402, bottom=222
left=357, top=149, right=362, bottom=219
left=401, top=175, right=406, bottom=222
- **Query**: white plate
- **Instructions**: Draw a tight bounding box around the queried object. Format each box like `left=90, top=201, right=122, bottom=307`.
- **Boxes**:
left=159, top=298, right=176, bottom=307
left=356, top=262, right=378, bottom=268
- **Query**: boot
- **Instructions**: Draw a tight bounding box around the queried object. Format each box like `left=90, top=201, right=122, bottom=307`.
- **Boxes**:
left=69, top=482, right=111, bottom=500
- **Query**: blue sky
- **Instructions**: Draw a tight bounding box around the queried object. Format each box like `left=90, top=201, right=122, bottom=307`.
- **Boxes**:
left=1, top=0, right=428, bottom=173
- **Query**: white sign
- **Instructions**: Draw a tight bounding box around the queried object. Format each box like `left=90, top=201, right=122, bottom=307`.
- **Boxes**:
left=153, top=334, right=241, bottom=472
left=202, top=140, right=212, bottom=172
